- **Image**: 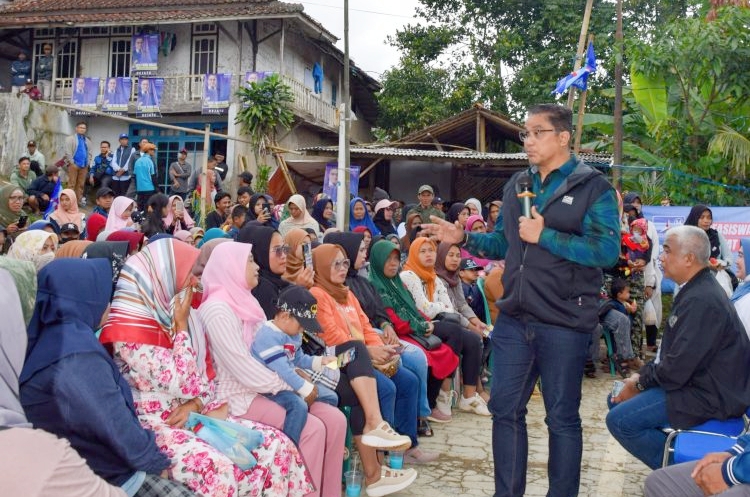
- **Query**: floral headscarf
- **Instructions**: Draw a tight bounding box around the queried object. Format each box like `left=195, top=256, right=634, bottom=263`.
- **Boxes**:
left=6, top=230, right=58, bottom=271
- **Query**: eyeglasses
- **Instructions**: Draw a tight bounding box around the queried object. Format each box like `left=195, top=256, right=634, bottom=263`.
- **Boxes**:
left=332, top=259, right=351, bottom=270
left=8, top=195, right=25, bottom=201
left=271, top=244, right=290, bottom=257
left=519, top=129, right=556, bottom=142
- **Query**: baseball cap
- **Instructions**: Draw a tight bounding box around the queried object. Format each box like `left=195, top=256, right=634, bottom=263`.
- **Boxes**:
left=418, top=185, right=434, bottom=195
left=96, top=186, right=115, bottom=198
left=374, top=199, right=398, bottom=214
left=25, top=79, right=32, bottom=84
left=27, top=140, right=36, bottom=147
left=432, top=196, right=444, bottom=205
left=276, top=286, right=322, bottom=333
left=60, top=222, right=80, bottom=233
left=460, top=258, right=483, bottom=271
left=179, top=148, right=188, bottom=155
left=118, top=133, right=129, bottom=140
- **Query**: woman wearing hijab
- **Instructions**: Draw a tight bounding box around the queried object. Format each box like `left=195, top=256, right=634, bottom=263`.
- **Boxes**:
left=282, top=228, right=315, bottom=287
left=326, top=231, right=444, bottom=443
left=446, top=202, right=469, bottom=229
left=0, top=257, right=37, bottom=325
left=6, top=230, right=58, bottom=271
left=0, top=185, right=27, bottom=245
left=485, top=200, right=502, bottom=231
left=105, top=196, right=137, bottom=232
left=310, top=244, right=428, bottom=461
left=163, top=194, right=195, bottom=233
left=278, top=194, right=320, bottom=239
left=731, top=238, right=750, bottom=337
left=28, top=219, right=58, bottom=234
left=107, top=230, right=145, bottom=255
left=236, top=226, right=415, bottom=497
left=100, top=239, right=311, bottom=496
left=461, top=215, right=496, bottom=270
left=49, top=188, right=84, bottom=232
left=200, top=241, right=341, bottom=497
left=0, top=267, right=127, bottom=497
left=246, top=193, right=274, bottom=226
left=349, top=197, right=380, bottom=236
left=400, top=237, right=489, bottom=417
left=19, top=259, right=192, bottom=496
left=173, top=229, right=193, bottom=245
left=55, top=240, right=92, bottom=258
left=464, top=198, right=482, bottom=217
left=373, top=199, right=398, bottom=237
left=311, top=198, right=334, bottom=233
left=197, top=227, right=230, bottom=248
left=86, top=213, right=108, bottom=241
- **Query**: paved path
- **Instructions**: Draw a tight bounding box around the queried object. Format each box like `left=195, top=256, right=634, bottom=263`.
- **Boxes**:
left=359, top=372, right=652, bottom=497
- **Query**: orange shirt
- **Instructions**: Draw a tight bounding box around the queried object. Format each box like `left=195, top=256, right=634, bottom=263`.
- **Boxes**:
left=310, top=287, right=384, bottom=347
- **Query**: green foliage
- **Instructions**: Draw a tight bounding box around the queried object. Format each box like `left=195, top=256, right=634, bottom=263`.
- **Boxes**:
left=254, top=164, right=272, bottom=193
left=709, top=125, right=750, bottom=178
left=235, top=74, right=295, bottom=152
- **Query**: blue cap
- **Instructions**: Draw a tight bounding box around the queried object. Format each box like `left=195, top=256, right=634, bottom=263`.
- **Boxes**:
left=118, top=133, right=129, bottom=139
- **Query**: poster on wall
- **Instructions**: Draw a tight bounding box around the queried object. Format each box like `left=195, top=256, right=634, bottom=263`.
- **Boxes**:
left=244, top=71, right=273, bottom=86
left=131, top=34, right=159, bottom=75
left=70, top=77, right=99, bottom=115
left=136, top=77, right=163, bottom=118
left=101, top=77, right=131, bottom=115
left=201, top=73, right=232, bottom=115
left=323, top=163, right=360, bottom=204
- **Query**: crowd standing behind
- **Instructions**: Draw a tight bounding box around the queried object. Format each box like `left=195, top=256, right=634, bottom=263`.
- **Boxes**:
left=2, top=102, right=750, bottom=497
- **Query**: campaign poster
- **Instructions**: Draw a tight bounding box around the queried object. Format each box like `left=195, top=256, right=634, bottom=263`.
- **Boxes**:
left=136, top=77, right=163, bottom=118
left=244, top=71, right=273, bottom=87
left=202, top=73, right=232, bottom=115
left=323, top=163, right=360, bottom=204
left=131, top=34, right=159, bottom=75
left=101, top=77, right=131, bottom=114
left=70, top=77, right=99, bottom=115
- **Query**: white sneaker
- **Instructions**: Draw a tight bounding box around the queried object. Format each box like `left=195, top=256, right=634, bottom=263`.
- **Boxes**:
left=436, top=389, right=456, bottom=416
left=366, top=467, right=418, bottom=497
left=458, top=393, right=491, bottom=416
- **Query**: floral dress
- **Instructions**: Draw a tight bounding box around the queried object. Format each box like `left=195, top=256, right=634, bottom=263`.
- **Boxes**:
left=114, top=331, right=313, bottom=497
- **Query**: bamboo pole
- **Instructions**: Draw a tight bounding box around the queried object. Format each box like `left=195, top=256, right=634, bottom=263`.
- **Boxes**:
left=567, top=0, right=595, bottom=109
left=201, top=124, right=210, bottom=225
left=613, top=0, right=624, bottom=189
left=574, top=34, right=594, bottom=155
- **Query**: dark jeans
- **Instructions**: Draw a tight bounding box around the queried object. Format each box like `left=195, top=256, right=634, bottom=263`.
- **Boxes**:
left=335, top=340, right=378, bottom=436
left=432, top=320, right=482, bottom=386
left=375, top=365, right=419, bottom=446
left=489, top=314, right=590, bottom=497
left=111, top=179, right=130, bottom=197
left=606, top=387, right=669, bottom=470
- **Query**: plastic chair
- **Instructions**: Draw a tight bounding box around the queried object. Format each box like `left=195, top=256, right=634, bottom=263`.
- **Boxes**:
left=340, top=406, right=355, bottom=479
left=599, top=324, right=617, bottom=377
left=662, top=409, right=750, bottom=467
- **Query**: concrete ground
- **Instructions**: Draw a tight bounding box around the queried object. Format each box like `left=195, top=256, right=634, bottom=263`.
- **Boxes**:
left=358, top=371, right=652, bottom=497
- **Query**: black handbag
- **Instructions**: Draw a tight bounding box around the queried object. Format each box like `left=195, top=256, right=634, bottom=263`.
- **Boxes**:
left=433, top=312, right=462, bottom=325
left=301, top=329, right=326, bottom=356
left=409, top=333, right=442, bottom=351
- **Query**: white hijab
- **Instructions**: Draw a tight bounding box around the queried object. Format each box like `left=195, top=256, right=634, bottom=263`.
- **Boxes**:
left=0, top=269, right=31, bottom=427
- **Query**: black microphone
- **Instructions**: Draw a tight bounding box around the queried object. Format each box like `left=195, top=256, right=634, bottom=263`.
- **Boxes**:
left=516, top=173, right=535, bottom=218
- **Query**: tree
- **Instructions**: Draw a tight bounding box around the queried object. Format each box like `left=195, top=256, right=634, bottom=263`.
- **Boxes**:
left=235, top=74, right=295, bottom=156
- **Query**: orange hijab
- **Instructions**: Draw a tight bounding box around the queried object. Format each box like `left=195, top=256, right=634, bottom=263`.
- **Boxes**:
left=403, top=236, right=438, bottom=301
left=282, top=228, right=310, bottom=285
left=312, top=243, right=350, bottom=304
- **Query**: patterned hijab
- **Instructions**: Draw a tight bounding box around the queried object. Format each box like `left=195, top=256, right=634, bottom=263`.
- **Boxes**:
left=100, top=238, right=200, bottom=348
left=312, top=243, right=350, bottom=304
left=403, top=237, right=438, bottom=301
left=0, top=257, right=37, bottom=325
left=368, top=240, right=428, bottom=334
left=7, top=230, right=58, bottom=271
left=282, top=228, right=311, bottom=284
left=49, top=188, right=83, bottom=230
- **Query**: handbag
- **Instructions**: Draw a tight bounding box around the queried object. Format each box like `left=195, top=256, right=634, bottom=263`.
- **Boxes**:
left=433, top=312, right=462, bottom=325
left=337, top=304, right=400, bottom=378
left=301, top=329, right=326, bottom=356
left=409, top=332, right=442, bottom=351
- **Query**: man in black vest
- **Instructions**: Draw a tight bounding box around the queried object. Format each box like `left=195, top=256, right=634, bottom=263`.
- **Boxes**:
left=425, top=103, right=621, bottom=497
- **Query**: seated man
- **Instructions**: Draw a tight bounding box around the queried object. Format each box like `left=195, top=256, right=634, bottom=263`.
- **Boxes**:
left=606, top=225, right=750, bottom=470
left=26, top=165, right=59, bottom=214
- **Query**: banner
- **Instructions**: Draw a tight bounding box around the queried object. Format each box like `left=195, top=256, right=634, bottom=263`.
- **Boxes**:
left=101, top=77, right=131, bottom=114
left=202, top=73, right=232, bottom=115
left=244, top=71, right=273, bottom=86
left=70, top=77, right=99, bottom=115
left=136, top=77, right=163, bottom=118
left=323, top=164, right=360, bottom=204
left=131, top=34, right=159, bottom=75
left=43, top=178, right=62, bottom=219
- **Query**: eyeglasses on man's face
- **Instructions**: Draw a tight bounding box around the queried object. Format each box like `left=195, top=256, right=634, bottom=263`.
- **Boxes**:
left=332, top=259, right=351, bottom=270
left=271, top=244, right=290, bottom=257
left=519, top=129, right=556, bottom=142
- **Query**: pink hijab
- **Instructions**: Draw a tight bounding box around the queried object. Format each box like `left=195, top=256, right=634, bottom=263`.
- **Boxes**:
left=49, top=188, right=83, bottom=230
left=163, top=195, right=195, bottom=229
left=106, top=196, right=136, bottom=232
left=200, top=241, right=267, bottom=344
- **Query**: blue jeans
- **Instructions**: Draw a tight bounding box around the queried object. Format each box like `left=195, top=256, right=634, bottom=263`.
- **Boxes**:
left=399, top=342, right=431, bottom=417
left=375, top=366, right=419, bottom=446
left=489, top=314, right=591, bottom=497
left=264, top=390, right=308, bottom=445
left=606, top=387, right=669, bottom=470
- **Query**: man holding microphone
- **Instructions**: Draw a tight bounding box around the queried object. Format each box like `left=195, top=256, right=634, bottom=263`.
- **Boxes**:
left=424, top=103, right=620, bottom=497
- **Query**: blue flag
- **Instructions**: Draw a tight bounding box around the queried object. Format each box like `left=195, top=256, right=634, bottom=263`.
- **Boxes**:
left=43, top=178, right=62, bottom=219
left=553, top=41, right=597, bottom=94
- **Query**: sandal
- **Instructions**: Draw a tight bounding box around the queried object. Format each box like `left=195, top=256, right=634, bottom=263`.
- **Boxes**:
left=417, top=418, right=433, bottom=437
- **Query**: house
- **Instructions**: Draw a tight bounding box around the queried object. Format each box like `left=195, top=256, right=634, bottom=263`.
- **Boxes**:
left=0, top=0, right=381, bottom=189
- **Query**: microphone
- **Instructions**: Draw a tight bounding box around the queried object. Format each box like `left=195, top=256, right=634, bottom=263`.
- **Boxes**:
left=516, top=173, right=536, bottom=218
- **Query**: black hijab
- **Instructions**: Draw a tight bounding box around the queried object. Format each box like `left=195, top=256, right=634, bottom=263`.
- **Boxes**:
left=685, top=204, right=722, bottom=259
left=83, top=241, right=130, bottom=293
left=447, top=202, right=467, bottom=224
left=323, top=231, right=364, bottom=278
left=238, top=224, right=289, bottom=316
left=246, top=193, right=271, bottom=222
left=373, top=209, right=397, bottom=236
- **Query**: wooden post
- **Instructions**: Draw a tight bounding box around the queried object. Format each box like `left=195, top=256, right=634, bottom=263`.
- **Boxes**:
left=567, top=0, right=595, bottom=109
left=613, top=0, right=624, bottom=189
left=279, top=20, right=285, bottom=74
left=201, top=124, right=210, bottom=226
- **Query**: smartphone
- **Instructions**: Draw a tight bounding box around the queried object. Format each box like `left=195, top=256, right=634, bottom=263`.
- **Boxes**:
left=302, top=242, right=313, bottom=268
left=611, top=380, right=625, bottom=398
left=337, top=347, right=357, bottom=368
left=17, top=215, right=28, bottom=229
left=174, top=199, right=185, bottom=215
left=262, top=203, right=272, bottom=215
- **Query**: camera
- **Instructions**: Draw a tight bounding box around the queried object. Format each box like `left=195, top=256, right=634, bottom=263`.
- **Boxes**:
left=130, top=210, right=145, bottom=224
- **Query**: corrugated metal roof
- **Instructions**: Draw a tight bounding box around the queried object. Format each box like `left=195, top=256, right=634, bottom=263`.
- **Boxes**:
left=298, top=145, right=613, bottom=165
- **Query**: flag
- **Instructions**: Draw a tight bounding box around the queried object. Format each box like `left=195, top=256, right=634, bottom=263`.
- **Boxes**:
left=43, top=178, right=62, bottom=219
left=553, top=41, right=597, bottom=94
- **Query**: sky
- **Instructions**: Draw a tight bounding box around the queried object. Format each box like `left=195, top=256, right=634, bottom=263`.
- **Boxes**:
left=299, top=0, right=422, bottom=82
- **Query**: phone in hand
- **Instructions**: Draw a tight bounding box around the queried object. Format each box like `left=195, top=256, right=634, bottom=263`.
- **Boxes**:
left=262, top=203, right=272, bottom=216
left=17, top=215, right=28, bottom=229
left=302, top=242, right=313, bottom=268
left=174, top=199, right=185, bottom=216
left=337, top=347, right=357, bottom=368
left=611, top=380, right=625, bottom=398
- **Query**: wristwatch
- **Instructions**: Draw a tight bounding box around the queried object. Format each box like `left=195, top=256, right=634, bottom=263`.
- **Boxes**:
left=635, top=381, right=646, bottom=392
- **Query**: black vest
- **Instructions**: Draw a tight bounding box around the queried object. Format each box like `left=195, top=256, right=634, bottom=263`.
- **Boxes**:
left=498, top=159, right=615, bottom=333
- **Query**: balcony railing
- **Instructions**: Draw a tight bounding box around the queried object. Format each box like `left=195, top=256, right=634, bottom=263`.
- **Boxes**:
left=52, top=74, right=339, bottom=130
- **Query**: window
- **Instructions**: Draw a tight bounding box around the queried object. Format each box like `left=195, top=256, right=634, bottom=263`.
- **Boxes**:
left=81, top=27, right=110, bottom=37
left=57, top=40, right=78, bottom=79
left=112, top=26, right=133, bottom=36
left=32, top=41, right=51, bottom=80
left=34, top=28, right=54, bottom=38
left=331, top=83, right=337, bottom=106
left=110, top=39, right=131, bottom=77
left=192, top=36, right=217, bottom=75
left=193, top=23, right=217, bottom=34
